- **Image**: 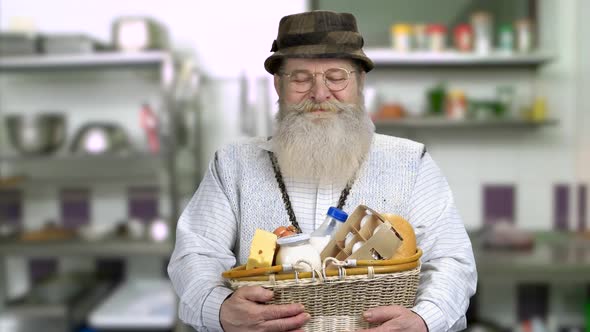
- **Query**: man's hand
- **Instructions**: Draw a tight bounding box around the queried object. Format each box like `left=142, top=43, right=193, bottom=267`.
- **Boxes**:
left=355, top=305, right=427, bottom=332
left=220, top=286, right=310, bottom=332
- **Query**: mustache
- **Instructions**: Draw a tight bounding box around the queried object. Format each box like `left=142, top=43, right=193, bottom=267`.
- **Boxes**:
left=287, top=99, right=344, bottom=114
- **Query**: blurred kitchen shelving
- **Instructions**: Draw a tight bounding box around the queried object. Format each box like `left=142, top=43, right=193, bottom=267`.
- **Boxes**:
left=470, top=231, right=590, bottom=282
left=364, top=48, right=555, bottom=68
left=366, top=49, right=557, bottom=133
left=0, top=50, right=187, bottom=222
left=373, top=117, right=559, bottom=129
left=0, top=51, right=173, bottom=71
left=0, top=151, right=163, bottom=162
left=0, top=238, right=173, bottom=257
left=0, top=151, right=167, bottom=182
left=0, top=49, right=197, bottom=320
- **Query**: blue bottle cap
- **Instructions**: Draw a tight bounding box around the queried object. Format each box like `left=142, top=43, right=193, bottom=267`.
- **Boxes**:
left=327, top=206, right=348, bottom=222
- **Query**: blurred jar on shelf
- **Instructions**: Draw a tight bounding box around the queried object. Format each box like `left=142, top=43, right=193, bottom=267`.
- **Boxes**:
left=496, top=85, right=516, bottom=118
left=376, top=103, right=406, bottom=120
left=498, top=24, right=514, bottom=54
left=426, top=83, right=446, bottom=115
left=530, top=96, right=548, bottom=122
left=413, top=24, right=428, bottom=51
left=453, top=24, right=473, bottom=52
left=515, top=19, right=534, bottom=53
left=471, top=11, right=493, bottom=55
left=391, top=23, right=412, bottom=52
left=426, top=24, right=447, bottom=52
left=445, top=89, right=467, bottom=120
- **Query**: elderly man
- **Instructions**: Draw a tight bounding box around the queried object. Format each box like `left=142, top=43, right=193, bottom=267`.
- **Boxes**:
left=168, top=10, right=477, bottom=332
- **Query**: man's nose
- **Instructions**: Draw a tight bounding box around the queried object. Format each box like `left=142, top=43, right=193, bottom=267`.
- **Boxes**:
left=309, top=75, right=331, bottom=103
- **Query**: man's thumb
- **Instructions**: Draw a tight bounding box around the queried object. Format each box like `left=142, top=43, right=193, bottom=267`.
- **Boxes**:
left=237, top=286, right=274, bottom=303
left=362, top=305, right=403, bottom=323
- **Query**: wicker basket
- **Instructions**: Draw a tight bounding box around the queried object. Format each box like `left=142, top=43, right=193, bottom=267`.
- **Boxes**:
left=222, top=249, right=422, bottom=332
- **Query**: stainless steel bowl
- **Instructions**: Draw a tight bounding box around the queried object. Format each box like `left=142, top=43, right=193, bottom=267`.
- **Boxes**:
left=5, top=113, right=66, bottom=155
left=70, top=122, right=131, bottom=155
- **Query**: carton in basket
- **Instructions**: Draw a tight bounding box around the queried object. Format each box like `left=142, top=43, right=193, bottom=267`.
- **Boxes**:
left=320, top=205, right=403, bottom=263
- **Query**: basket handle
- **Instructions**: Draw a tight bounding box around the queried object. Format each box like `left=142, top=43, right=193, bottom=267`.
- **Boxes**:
left=322, top=257, right=349, bottom=281
left=293, top=260, right=319, bottom=282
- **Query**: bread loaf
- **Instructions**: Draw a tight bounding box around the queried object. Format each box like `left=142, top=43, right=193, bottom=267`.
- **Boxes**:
left=382, top=213, right=417, bottom=258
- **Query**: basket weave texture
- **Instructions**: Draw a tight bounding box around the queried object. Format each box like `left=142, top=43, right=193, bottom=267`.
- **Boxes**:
left=228, top=265, right=420, bottom=331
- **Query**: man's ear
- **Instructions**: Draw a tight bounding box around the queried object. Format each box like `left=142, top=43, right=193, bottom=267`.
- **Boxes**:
left=273, top=74, right=281, bottom=95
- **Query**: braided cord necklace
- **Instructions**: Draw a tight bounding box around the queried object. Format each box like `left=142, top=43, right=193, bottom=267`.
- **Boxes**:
left=268, top=151, right=353, bottom=233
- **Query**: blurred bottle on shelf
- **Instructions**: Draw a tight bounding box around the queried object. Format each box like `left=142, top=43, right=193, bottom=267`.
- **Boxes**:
left=496, top=85, right=516, bottom=118
left=391, top=24, right=412, bottom=53
left=139, top=103, right=160, bottom=154
left=498, top=24, right=515, bottom=54
left=445, top=89, right=467, bottom=120
left=426, top=83, right=446, bottom=115
left=515, top=19, right=534, bottom=53
left=530, top=96, right=548, bottom=122
left=454, top=24, right=473, bottom=52
left=471, top=12, right=493, bottom=55
left=426, top=24, right=447, bottom=52
left=414, top=24, right=428, bottom=51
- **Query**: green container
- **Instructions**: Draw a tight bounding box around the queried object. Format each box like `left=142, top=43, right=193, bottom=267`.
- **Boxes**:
left=427, top=84, right=446, bottom=115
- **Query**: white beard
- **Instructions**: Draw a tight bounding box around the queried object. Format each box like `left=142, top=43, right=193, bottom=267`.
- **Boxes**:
left=272, top=99, right=375, bottom=183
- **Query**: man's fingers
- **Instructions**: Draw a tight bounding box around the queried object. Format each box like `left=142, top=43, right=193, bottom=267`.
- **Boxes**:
left=260, top=303, right=306, bottom=320
left=261, top=311, right=311, bottom=331
left=362, top=305, right=403, bottom=323
left=236, top=286, right=273, bottom=303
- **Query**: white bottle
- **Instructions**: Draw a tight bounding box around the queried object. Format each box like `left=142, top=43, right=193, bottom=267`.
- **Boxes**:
left=310, top=207, right=348, bottom=254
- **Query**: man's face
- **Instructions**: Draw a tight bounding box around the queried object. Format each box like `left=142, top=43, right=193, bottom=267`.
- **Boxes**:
left=274, top=58, right=364, bottom=107
left=271, top=58, right=374, bottom=182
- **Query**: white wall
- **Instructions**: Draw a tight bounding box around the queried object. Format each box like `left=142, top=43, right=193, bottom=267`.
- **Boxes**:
left=0, top=0, right=306, bottom=77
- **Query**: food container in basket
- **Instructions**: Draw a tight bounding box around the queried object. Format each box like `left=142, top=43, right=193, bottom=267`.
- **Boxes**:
left=222, top=205, right=422, bottom=332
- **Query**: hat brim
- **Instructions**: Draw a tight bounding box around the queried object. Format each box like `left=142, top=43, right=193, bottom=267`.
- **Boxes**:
left=264, top=44, right=374, bottom=75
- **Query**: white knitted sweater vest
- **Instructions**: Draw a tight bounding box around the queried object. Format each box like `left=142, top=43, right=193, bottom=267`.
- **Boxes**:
left=214, top=133, right=425, bottom=265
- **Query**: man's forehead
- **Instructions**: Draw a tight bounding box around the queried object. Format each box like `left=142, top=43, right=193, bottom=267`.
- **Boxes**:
left=283, top=58, right=354, bottom=71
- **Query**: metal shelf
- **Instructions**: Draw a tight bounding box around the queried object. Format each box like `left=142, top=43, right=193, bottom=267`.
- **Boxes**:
left=0, top=50, right=187, bottom=315
left=0, top=151, right=164, bottom=162
left=0, top=51, right=172, bottom=71
left=0, top=152, right=165, bottom=182
left=0, top=238, right=173, bottom=257
left=373, top=117, right=558, bottom=129
left=471, top=232, right=590, bottom=282
left=365, top=48, right=554, bottom=68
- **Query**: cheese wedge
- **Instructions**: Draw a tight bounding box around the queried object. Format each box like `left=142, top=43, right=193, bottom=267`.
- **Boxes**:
left=246, top=229, right=278, bottom=270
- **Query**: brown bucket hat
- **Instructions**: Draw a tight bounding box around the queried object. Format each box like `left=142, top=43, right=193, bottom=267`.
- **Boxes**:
left=264, top=10, right=374, bottom=74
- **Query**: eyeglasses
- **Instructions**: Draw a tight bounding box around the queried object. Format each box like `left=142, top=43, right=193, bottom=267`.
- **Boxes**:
left=280, top=67, right=355, bottom=93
